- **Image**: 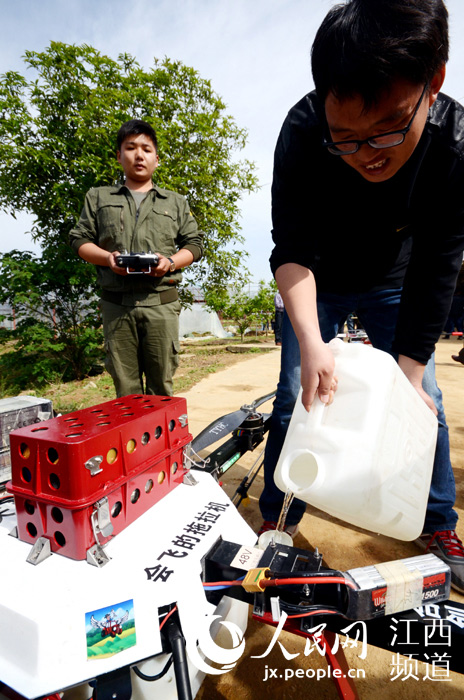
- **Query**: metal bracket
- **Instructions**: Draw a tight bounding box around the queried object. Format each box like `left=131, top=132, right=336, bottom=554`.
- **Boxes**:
left=87, top=543, right=111, bottom=568
left=85, top=455, right=104, bottom=476
left=93, top=497, right=114, bottom=539
left=183, top=444, right=209, bottom=471
left=183, top=471, right=198, bottom=487
left=178, top=413, right=188, bottom=428
left=87, top=497, right=114, bottom=567
left=27, top=536, right=52, bottom=565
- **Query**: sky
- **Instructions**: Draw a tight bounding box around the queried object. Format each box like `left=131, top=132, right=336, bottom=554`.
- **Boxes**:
left=1, top=0, right=464, bottom=283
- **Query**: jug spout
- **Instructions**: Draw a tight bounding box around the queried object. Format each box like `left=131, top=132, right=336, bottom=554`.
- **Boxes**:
left=280, top=449, right=324, bottom=494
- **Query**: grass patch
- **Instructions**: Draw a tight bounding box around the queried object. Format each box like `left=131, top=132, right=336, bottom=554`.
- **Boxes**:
left=38, top=373, right=117, bottom=414
left=182, top=334, right=273, bottom=347
left=9, top=337, right=275, bottom=414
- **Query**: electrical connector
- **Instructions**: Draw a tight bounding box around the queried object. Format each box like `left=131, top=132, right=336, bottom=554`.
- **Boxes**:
left=242, top=567, right=270, bottom=592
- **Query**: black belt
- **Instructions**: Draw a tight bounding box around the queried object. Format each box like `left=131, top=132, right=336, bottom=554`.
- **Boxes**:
left=100, top=287, right=178, bottom=305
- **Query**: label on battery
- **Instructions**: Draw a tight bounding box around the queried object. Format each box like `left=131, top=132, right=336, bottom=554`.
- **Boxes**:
left=421, top=572, right=448, bottom=603
left=230, top=545, right=264, bottom=571
left=346, top=554, right=450, bottom=620
left=374, top=561, right=423, bottom=615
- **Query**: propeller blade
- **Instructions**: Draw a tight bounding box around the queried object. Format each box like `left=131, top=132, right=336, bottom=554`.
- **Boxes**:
left=247, top=391, right=276, bottom=410
left=191, top=391, right=275, bottom=453
left=191, top=408, right=252, bottom=453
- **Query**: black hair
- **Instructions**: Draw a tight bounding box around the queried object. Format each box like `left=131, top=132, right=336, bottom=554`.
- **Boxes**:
left=116, top=119, right=158, bottom=151
left=311, top=0, right=449, bottom=108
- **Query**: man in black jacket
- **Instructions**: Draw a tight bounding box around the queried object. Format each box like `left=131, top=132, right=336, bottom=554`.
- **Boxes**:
left=259, top=0, right=464, bottom=592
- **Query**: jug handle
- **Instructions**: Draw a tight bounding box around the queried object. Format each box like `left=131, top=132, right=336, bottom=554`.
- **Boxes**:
left=306, top=395, right=326, bottom=426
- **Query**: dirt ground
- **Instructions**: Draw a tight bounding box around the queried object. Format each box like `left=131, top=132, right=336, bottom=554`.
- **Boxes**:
left=179, top=336, right=464, bottom=699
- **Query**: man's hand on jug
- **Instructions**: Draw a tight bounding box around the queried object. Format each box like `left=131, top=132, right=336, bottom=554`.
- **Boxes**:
left=300, top=339, right=337, bottom=412
left=398, top=355, right=438, bottom=416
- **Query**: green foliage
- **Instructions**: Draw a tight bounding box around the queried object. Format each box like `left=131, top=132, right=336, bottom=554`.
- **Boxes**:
left=252, top=279, right=278, bottom=333
left=0, top=43, right=258, bottom=389
left=205, top=280, right=277, bottom=342
left=0, top=43, right=258, bottom=291
left=0, top=250, right=103, bottom=391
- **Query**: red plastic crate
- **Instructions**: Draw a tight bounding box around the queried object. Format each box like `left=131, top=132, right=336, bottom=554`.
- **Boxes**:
left=8, top=395, right=192, bottom=561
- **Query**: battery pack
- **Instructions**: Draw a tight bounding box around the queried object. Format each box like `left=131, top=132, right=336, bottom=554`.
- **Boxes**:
left=202, top=539, right=451, bottom=622
left=344, top=553, right=450, bottom=618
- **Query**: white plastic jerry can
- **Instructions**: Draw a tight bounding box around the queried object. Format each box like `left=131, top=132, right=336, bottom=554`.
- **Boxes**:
left=274, top=338, right=438, bottom=540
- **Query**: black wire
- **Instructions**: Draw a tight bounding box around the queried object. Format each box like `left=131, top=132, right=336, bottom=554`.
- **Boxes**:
left=132, top=654, right=173, bottom=681
left=0, top=496, right=14, bottom=504
left=268, top=570, right=344, bottom=580
left=0, top=504, right=15, bottom=524
left=279, top=602, right=342, bottom=617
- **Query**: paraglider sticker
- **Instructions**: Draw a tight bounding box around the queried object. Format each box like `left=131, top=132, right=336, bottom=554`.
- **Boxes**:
left=85, top=599, right=136, bottom=660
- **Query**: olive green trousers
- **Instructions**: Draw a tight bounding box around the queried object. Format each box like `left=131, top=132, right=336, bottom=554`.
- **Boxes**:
left=101, top=299, right=181, bottom=397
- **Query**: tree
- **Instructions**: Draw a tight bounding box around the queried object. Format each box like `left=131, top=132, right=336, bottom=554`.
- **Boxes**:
left=205, top=287, right=257, bottom=342
left=0, top=43, right=257, bottom=384
left=0, top=249, right=103, bottom=390
left=252, top=279, right=278, bottom=335
left=205, top=281, right=277, bottom=342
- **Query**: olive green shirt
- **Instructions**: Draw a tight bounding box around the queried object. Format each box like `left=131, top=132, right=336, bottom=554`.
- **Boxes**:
left=69, top=183, right=204, bottom=305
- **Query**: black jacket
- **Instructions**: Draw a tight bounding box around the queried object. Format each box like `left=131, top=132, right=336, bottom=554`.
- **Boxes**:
left=270, top=91, right=464, bottom=363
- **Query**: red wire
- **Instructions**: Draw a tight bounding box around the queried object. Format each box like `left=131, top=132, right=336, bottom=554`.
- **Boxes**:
left=261, top=576, right=357, bottom=590
left=159, top=605, right=178, bottom=631
left=203, top=576, right=356, bottom=590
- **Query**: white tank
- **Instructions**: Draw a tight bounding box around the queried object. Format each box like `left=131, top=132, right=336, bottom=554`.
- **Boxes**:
left=274, top=338, right=438, bottom=540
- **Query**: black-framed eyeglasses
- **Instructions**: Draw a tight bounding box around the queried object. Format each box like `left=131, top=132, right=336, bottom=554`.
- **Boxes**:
left=323, top=84, right=428, bottom=156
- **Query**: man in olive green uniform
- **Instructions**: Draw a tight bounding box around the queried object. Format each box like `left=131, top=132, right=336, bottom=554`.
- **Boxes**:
left=69, top=119, right=204, bottom=397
